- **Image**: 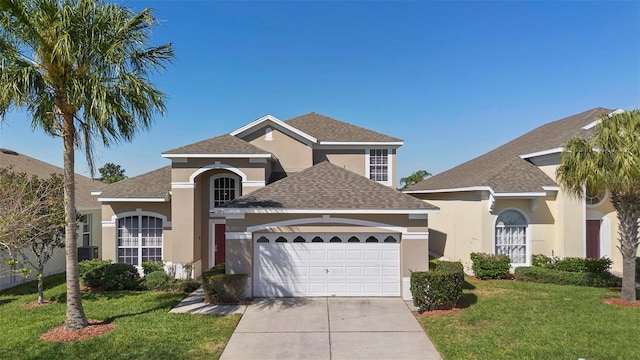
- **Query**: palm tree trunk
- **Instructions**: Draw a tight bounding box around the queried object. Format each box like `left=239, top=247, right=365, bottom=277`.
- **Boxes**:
left=612, top=192, right=639, bottom=303
left=62, top=113, right=88, bottom=331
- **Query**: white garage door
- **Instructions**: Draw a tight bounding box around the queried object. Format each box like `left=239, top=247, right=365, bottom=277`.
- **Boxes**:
left=253, top=233, right=400, bottom=297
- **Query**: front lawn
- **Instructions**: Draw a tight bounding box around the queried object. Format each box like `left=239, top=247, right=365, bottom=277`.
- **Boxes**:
left=0, top=273, right=239, bottom=359
left=419, top=277, right=640, bottom=360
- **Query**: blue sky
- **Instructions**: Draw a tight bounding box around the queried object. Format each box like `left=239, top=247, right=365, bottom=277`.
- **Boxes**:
left=0, top=1, right=638, bottom=184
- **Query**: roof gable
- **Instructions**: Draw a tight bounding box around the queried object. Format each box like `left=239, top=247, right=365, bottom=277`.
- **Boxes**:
left=219, top=161, right=437, bottom=212
left=0, top=149, right=102, bottom=209
left=285, top=112, right=403, bottom=144
left=230, top=114, right=317, bottom=145
left=162, top=134, right=272, bottom=158
left=406, top=107, right=613, bottom=194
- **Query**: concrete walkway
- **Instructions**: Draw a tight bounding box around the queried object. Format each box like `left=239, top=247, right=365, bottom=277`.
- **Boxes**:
left=169, top=288, right=246, bottom=315
left=220, top=297, right=442, bottom=360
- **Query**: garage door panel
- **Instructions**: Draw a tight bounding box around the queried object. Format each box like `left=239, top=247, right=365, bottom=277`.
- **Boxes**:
left=254, top=237, right=400, bottom=297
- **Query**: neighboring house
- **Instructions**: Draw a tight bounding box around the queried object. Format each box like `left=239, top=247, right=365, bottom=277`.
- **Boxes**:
left=95, top=113, right=438, bottom=299
left=0, top=148, right=103, bottom=290
left=405, top=107, right=630, bottom=273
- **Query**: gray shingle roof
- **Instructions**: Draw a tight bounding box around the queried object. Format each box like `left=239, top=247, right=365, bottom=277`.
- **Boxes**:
left=220, top=161, right=437, bottom=211
left=0, top=149, right=102, bottom=209
left=285, top=112, right=402, bottom=143
left=99, top=166, right=171, bottom=199
left=163, top=134, right=272, bottom=156
left=407, top=107, right=613, bottom=193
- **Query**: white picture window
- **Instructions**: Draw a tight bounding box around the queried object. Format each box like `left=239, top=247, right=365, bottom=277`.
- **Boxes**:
left=81, top=214, right=91, bottom=247
left=495, top=209, right=528, bottom=265
left=117, top=215, right=163, bottom=266
left=211, top=174, right=240, bottom=208
left=368, top=149, right=390, bottom=184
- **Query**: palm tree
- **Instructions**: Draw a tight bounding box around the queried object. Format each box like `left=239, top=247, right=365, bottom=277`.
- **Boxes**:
left=557, top=110, right=640, bottom=302
left=399, top=169, right=432, bottom=190
left=0, top=0, right=173, bottom=329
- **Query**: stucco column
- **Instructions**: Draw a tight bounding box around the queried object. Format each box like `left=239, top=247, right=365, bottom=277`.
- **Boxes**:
left=171, top=187, right=195, bottom=264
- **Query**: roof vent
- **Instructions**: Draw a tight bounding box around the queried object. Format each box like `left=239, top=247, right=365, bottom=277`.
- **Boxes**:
left=0, top=148, right=18, bottom=156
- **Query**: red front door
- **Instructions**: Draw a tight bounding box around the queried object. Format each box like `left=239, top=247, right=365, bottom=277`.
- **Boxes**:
left=586, top=220, right=600, bottom=258
left=214, top=223, right=226, bottom=265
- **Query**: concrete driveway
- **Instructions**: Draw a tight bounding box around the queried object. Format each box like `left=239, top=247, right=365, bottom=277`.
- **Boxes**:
left=220, top=297, right=442, bottom=360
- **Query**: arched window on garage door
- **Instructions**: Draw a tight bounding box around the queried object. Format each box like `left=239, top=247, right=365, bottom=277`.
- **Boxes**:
left=495, top=209, right=528, bottom=266
left=117, top=215, right=163, bottom=266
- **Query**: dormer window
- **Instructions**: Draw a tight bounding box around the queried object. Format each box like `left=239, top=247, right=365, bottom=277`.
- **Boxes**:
left=367, top=148, right=392, bottom=186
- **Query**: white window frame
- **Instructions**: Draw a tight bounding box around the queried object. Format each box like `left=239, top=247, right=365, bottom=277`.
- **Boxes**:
left=210, top=173, right=241, bottom=209
left=365, top=148, right=392, bottom=187
left=493, top=208, right=530, bottom=267
left=116, top=213, right=164, bottom=266
left=81, top=214, right=91, bottom=247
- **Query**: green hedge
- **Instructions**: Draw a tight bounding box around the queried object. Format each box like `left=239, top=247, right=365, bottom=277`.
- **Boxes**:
left=470, top=253, right=510, bottom=280
left=142, top=270, right=201, bottom=293
left=410, top=262, right=464, bottom=312
left=82, top=263, right=141, bottom=291
left=78, top=259, right=112, bottom=283
left=141, top=261, right=165, bottom=275
left=514, top=266, right=622, bottom=287
left=203, top=273, right=247, bottom=304
left=530, top=254, right=612, bottom=274
left=201, top=263, right=226, bottom=282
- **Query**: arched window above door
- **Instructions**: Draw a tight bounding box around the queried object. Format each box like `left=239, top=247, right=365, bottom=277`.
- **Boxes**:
left=210, top=174, right=240, bottom=208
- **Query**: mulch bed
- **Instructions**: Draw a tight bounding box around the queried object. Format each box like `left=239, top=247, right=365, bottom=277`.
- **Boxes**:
left=412, top=298, right=471, bottom=318
left=40, top=320, right=116, bottom=343
left=22, top=300, right=55, bottom=309
left=603, top=298, right=640, bottom=308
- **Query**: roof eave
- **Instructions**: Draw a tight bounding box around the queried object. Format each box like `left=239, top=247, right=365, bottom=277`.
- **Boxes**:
left=212, top=208, right=438, bottom=215
left=317, top=141, right=404, bottom=146
left=161, top=153, right=274, bottom=159
left=97, top=195, right=170, bottom=203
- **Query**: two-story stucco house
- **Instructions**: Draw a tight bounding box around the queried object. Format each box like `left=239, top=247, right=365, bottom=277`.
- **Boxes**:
left=405, top=107, right=631, bottom=274
left=94, top=113, right=438, bottom=299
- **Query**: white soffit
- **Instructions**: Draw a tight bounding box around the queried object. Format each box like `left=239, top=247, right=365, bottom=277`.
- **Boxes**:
left=519, top=147, right=564, bottom=159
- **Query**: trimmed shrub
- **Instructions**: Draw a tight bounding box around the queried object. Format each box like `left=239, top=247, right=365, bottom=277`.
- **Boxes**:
left=470, top=253, right=510, bottom=280
left=78, top=259, right=112, bottom=283
left=201, top=263, right=225, bottom=282
left=531, top=254, right=551, bottom=267
left=141, top=261, right=165, bottom=275
left=533, top=256, right=613, bottom=274
left=83, top=263, right=141, bottom=291
left=514, top=266, right=621, bottom=287
left=411, top=268, right=463, bottom=312
left=203, top=273, right=247, bottom=304
left=143, top=270, right=172, bottom=291
left=174, top=278, right=201, bottom=294
left=431, top=260, right=464, bottom=274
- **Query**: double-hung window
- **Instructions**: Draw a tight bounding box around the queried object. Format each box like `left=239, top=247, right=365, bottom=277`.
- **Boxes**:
left=117, top=215, right=163, bottom=266
left=367, top=149, right=391, bottom=186
left=81, top=214, right=91, bottom=247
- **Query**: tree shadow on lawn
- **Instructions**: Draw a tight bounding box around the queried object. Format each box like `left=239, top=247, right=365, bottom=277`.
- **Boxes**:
left=458, top=293, right=478, bottom=308
left=0, top=273, right=66, bottom=296
left=462, top=279, right=476, bottom=290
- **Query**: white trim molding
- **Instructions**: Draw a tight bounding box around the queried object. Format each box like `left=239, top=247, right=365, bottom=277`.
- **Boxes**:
left=91, top=190, right=102, bottom=196
left=519, top=147, right=564, bottom=159
left=97, top=196, right=168, bottom=203
left=212, top=208, right=437, bottom=215
left=404, top=186, right=492, bottom=194
left=246, top=217, right=408, bottom=234
left=493, top=192, right=547, bottom=198
left=161, top=153, right=273, bottom=159
left=582, top=109, right=624, bottom=130
left=225, top=232, right=252, bottom=240
left=230, top=114, right=318, bottom=145
left=171, top=182, right=195, bottom=189
left=319, top=141, right=404, bottom=146
left=189, top=162, right=248, bottom=183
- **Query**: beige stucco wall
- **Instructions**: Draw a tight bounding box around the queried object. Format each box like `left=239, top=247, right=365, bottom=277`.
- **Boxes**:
left=242, top=126, right=312, bottom=173
left=314, top=149, right=365, bottom=176
left=171, top=158, right=267, bottom=187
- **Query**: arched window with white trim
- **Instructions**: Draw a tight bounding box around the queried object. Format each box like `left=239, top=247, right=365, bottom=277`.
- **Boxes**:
left=495, top=209, right=528, bottom=265
left=210, top=174, right=240, bottom=208
left=117, top=215, right=163, bottom=266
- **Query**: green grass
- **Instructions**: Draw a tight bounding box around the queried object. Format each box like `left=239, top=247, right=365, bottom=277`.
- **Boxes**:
left=419, top=277, right=640, bottom=360
left=0, top=273, right=240, bottom=360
